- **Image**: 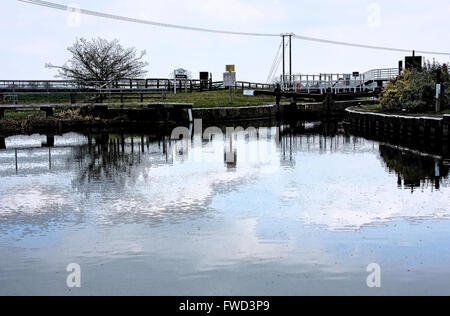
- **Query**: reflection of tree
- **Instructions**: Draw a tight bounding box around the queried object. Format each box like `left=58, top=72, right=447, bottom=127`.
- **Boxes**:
left=379, top=145, right=449, bottom=191
left=69, top=134, right=166, bottom=195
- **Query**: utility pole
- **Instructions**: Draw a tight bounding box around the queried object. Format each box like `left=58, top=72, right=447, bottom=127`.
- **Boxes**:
left=282, top=35, right=286, bottom=88
left=289, top=34, right=292, bottom=86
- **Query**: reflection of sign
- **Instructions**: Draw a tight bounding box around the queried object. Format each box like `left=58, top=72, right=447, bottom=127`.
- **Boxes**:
left=226, top=65, right=235, bottom=72
left=243, top=90, right=254, bottom=96
left=224, top=72, right=236, bottom=87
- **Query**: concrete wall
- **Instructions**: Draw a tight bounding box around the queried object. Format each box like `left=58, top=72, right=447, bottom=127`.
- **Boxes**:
left=346, top=107, right=450, bottom=142
left=192, top=105, right=275, bottom=123
left=193, top=100, right=378, bottom=123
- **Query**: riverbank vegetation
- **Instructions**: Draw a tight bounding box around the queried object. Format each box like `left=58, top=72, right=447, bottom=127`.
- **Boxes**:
left=380, top=61, right=449, bottom=113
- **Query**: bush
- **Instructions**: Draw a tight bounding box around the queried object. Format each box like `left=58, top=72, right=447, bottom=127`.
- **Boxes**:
left=380, top=61, right=450, bottom=113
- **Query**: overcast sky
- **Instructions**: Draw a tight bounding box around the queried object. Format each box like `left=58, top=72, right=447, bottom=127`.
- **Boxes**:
left=2, top=0, right=450, bottom=82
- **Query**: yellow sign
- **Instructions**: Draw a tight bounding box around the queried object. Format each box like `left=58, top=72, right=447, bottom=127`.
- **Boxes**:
left=226, top=65, right=235, bottom=72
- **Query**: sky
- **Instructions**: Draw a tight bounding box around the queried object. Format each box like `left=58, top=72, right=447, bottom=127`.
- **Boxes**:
left=2, top=0, right=450, bottom=82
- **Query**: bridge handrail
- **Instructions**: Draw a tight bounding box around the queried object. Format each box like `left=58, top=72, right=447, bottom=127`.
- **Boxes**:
left=362, top=68, right=399, bottom=81
left=0, top=79, right=275, bottom=91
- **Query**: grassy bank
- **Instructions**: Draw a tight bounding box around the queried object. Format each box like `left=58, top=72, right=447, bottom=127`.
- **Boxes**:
left=153, top=90, right=275, bottom=108
left=1, top=90, right=275, bottom=120
left=360, top=103, right=450, bottom=115
left=2, top=90, right=275, bottom=110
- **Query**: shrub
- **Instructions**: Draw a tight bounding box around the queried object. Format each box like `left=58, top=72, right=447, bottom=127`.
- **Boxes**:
left=380, top=61, right=450, bottom=113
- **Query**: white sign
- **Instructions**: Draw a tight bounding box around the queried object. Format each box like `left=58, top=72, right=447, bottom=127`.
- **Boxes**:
left=223, top=72, right=236, bottom=87
left=436, top=84, right=441, bottom=98
left=175, top=68, right=187, bottom=76
left=243, top=90, right=255, bottom=96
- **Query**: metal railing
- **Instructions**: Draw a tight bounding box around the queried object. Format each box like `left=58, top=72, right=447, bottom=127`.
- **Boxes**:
left=280, top=68, right=399, bottom=92
left=0, top=79, right=274, bottom=92
left=362, top=68, right=399, bottom=81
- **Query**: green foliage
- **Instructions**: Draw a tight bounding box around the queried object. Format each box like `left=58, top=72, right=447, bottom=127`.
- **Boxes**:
left=380, top=61, right=450, bottom=113
left=379, top=71, right=411, bottom=112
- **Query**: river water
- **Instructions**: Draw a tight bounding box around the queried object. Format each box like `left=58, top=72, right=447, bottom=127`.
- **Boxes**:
left=0, top=121, right=449, bottom=296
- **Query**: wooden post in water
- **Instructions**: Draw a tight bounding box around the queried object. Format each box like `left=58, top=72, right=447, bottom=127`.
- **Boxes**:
left=48, top=147, right=52, bottom=170
left=41, top=107, right=54, bottom=118
left=44, top=135, right=55, bottom=148
left=15, top=149, right=18, bottom=173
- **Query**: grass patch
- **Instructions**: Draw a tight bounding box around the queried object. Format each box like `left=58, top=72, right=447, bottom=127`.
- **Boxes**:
left=441, top=109, right=450, bottom=114
left=4, top=110, right=45, bottom=119
left=361, top=104, right=381, bottom=111
left=167, top=90, right=275, bottom=108
left=104, top=90, right=275, bottom=108
left=2, top=90, right=275, bottom=109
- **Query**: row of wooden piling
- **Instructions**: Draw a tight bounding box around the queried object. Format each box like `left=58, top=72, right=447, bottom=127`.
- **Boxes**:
left=346, top=108, right=450, bottom=142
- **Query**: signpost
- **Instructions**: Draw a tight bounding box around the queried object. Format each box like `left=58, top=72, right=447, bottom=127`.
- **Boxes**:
left=436, top=83, right=442, bottom=112
left=436, top=68, right=442, bottom=112
left=243, top=90, right=255, bottom=96
left=224, top=65, right=236, bottom=105
left=174, top=68, right=188, bottom=94
left=226, top=65, right=235, bottom=72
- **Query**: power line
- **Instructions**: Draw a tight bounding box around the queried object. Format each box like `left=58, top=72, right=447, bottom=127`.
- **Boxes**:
left=293, top=35, right=449, bottom=56
left=18, top=0, right=279, bottom=37
left=18, top=0, right=450, bottom=56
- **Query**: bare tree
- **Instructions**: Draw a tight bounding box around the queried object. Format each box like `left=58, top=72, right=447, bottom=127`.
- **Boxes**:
left=47, top=38, right=148, bottom=81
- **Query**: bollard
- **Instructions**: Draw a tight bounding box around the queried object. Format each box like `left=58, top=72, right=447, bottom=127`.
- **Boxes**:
left=41, top=107, right=54, bottom=117
left=70, top=93, right=77, bottom=104
left=42, top=135, right=55, bottom=148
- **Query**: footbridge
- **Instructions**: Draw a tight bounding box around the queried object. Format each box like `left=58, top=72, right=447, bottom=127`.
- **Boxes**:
left=281, top=68, right=399, bottom=94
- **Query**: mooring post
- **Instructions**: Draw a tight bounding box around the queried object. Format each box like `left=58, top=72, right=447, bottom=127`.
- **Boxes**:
left=275, top=83, right=281, bottom=112
left=44, top=135, right=55, bottom=148
left=70, top=93, right=77, bottom=104
left=0, top=137, right=5, bottom=149
left=324, top=89, right=335, bottom=116
left=15, top=149, right=18, bottom=173
left=41, top=107, right=54, bottom=118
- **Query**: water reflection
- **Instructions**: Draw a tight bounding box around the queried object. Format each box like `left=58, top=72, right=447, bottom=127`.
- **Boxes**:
left=380, top=144, right=449, bottom=191
left=1, top=122, right=450, bottom=295
left=0, top=122, right=449, bottom=232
